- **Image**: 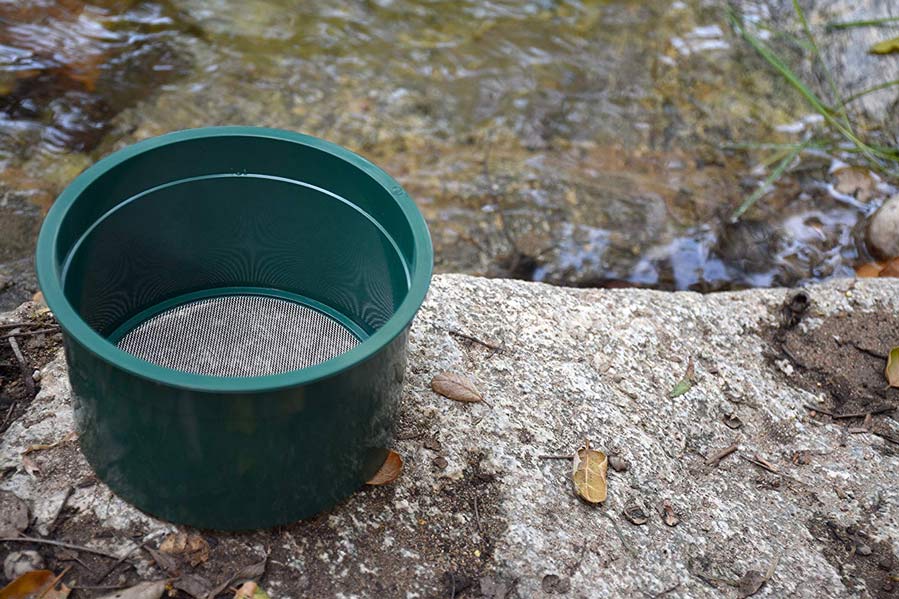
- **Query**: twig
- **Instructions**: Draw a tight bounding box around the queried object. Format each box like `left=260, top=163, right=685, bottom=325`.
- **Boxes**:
left=472, top=494, right=483, bottom=536
left=0, top=536, right=123, bottom=560
left=447, top=330, right=503, bottom=352
left=0, top=401, right=16, bottom=430
left=36, top=566, right=70, bottom=599
left=8, top=336, right=35, bottom=399
left=833, top=407, right=894, bottom=419
left=741, top=454, right=780, bottom=474
left=94, top=544, right=139, bottom=583
left=47, top=486, right=73, bottom=533
left=803, top=404, right=894, bottom=419
left=873, top=430, right=899, bottom=445
left=706, top=442, right=740, bottom=467
left=0, top=327, right=60, bottom=341
left=0, top=322, right=49, bottom=331
left=68, top=584, right=131, bottom=591
left=641, top=583, right=681, bottom=598
left=804, top=404, right=835, bottom=417
left=603, top=512, right=636, bottom=557
left=538, top=454, right=572, bottom=460
left=851, top=343, right=888, bottom=360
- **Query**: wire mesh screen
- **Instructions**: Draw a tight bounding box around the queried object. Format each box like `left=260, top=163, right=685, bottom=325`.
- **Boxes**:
left=116, top=295, right=360, bottom=377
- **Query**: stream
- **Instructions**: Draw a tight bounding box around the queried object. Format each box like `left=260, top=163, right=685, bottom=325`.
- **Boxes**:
left=0, top=0, right=896, bottom=309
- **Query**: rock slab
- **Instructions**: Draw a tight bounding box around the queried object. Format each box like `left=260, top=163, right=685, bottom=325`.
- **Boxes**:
left=1, top=275, right=899, bottom=598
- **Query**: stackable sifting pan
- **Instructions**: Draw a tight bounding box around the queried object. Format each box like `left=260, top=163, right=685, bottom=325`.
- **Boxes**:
left=36, top=127, right=432, bottom=530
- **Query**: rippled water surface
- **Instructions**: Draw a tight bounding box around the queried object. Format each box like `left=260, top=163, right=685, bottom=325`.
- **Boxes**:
left=0, top=0, right=895, bottom=307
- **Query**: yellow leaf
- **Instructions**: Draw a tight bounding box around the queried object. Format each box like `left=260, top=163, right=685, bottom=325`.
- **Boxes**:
left=886, top=347, right=899, bottom=388
left=431, top=372, right=483, bottom=403
left=366, top=450, right=403, bottom=485
left=870, top=37, right=899, bottom=54
left=234, top=582, right=270, bottom=599
left=669, top=357, right=696, bottom=398
left=572, top=440, right=607, bottom=504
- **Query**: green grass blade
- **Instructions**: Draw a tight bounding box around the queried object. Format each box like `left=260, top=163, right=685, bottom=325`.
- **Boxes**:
left=728, top=10, right=894, bottom=165
left=826, top=16, right=899, bottom=31
left=843, top=79, right=899, bottom=104
left=792, top=0, right=852, bottom=133
left=730, top=139, right=810, bottom=222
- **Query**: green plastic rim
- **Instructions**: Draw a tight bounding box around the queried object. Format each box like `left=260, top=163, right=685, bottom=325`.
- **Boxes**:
left=36, top=127, right=433, bottom=393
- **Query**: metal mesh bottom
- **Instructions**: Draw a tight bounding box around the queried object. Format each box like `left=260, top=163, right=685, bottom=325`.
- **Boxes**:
left=116, top=295, right=360, bottom=377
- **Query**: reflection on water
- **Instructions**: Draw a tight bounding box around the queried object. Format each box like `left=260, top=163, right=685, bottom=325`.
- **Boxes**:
left=0, top=0, right=895, bottom=308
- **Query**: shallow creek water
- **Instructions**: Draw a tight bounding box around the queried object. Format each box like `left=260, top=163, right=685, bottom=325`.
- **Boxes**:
left=0, top=0, right=895, bottom=308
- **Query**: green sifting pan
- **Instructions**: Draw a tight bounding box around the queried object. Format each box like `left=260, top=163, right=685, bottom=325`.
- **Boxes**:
left=35, top=127, right=433, bottom=530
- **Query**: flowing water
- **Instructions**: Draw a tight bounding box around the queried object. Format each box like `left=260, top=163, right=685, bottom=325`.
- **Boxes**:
left=0, top=0, right=895, bottom=308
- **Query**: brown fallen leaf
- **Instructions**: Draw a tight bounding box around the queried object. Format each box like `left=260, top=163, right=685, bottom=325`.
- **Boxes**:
left=669, top=358, right=696, bottom=398
left=172, top=574, right=212, bottom=599
left=21, top=455, right=40, bottom=478
left=205, top=556, right=267, bottom=599
left=431, top=372, right=483, bottom=403
left=0, top=491, right=29, bottom=536
left=0, top=569, right=70, bottom=599
left=144, top=546, right=180, bottom=576
left=880, top=258, right=899, bottom=278
left=159, top=533, right=210, bottom=567
left=94, top=580, right=166, bottom=599
left=871, top=36, right=899, bottom=55
left=886, top=347, right=899, bottom=388
left=622, top=501, right=648, bottom=525
left=660, top=499, right=679, bottom=526
left=737, top=554, right=781, bottom=598
left=572, top=440, right=608, bottom=504
left=366, top=450, right=403, bottom=485
left=856, top=262, right=884, bottom=278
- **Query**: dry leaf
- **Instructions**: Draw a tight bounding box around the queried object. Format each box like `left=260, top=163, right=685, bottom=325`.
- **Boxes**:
left=0, top=491, right=29, bottom=536
left=0, top=570, right=53, bottom=599
left=870, top=37, right=899, bottom=54
left=21, top=455, right=40, bottom=478
left=660, top=499, right=679, bottom=526
left=144, top=546, right=180, bottom=576
left=669, top=358, right=695, bottom=398
left=856, top=262, right=884, bottom=278
left=880, top=258, right=899, bottom=278
left=0, top=569, right=69, bottom=599
left=159, top=533, right=210, bottom=567
left=94, top=580, right=166, bottom=599
left=205, top=557, right=267, bottom=599
left=366, top=450, right=403, bottom=485
left=622, top=501, right=648, bottom=525
left=886, top=347, right=899, bottom=388
left=738, top=555, right=780, bottom=598
left=233, top=582, right=270, bottom=599
left=571, top=440, right=608, bottom=504
left=172, top=574, right=212, bottom=599
left=431, top=372, right=483, bottom=403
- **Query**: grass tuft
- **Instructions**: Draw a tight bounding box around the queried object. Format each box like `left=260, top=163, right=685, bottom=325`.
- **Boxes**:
left=726, top=7, right=899, bottom=220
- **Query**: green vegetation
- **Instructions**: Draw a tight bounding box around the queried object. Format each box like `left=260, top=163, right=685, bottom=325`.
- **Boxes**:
left=726, top=5, right=899, bottom=222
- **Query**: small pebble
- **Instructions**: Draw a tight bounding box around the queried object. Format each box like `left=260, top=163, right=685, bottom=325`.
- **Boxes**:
left=433, top=456, right=448, bottom=470
left=866, top=194, right=899, bottom=259
left=608, top=455, right=629, bottom=472
left=857, top=544, right=873, bottom=556
left=32, top=370, right=41, bottom=382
